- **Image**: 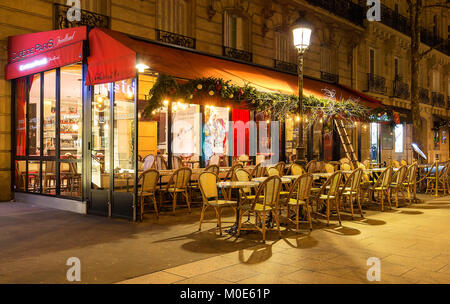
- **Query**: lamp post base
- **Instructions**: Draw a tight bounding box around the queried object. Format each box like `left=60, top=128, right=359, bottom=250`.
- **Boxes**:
left=295, top=146, right=307, bottom=166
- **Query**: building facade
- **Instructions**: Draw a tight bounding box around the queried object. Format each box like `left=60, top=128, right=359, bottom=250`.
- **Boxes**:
left=0, top=0, right=449, bottom=202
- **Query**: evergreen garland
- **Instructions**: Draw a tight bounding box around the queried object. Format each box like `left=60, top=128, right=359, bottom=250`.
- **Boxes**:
left=143, top=74, right=375, bottom=125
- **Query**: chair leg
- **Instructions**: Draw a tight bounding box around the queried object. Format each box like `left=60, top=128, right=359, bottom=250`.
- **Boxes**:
left=152, top=194, right=159, bottom=218
left=357, top=193, right=364, bottom=218
left=387, top=189, right=392, bottom=209
left=273, top=211, right=282, bottom=239
left=198, top=204, right=207, bottom=231
left=215, top=207, right=222, bottom=236
left=184, top=190, right=191, bottom=213
left=237, top=210, right=244, bottom=238
left=172, top=192, right=177, bottom=215
left=349, top=195, right=354, bottom=220
left=380, top=191, right=384, bottom=212
left=335, top=199, right=342, bottom=226
left=140, top=196, right=144, bottom=222
left=261, top=212, right=266, bottom=242
left=305, top=202, right=313, bottom=231
left=326, top=200, right=330, bottom=227
left=295, top=206, right=300, bottom=234
left=395, top=190, right=399, bottom=208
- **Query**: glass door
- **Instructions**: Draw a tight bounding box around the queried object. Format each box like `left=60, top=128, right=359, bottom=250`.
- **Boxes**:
left=370, top=122, right=380, bottom=164
left=89, top=83, right=111, bottom=216
left=87, top=80, right=137, bottom=220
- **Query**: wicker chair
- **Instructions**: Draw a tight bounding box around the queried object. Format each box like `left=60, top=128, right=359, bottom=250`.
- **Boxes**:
left=316, top=171, right=344, bottom=226
left=172, top=155, right=184, bottom=169
left=234, top=168, right=257, bottom=204
left=138, top=169, right=160, bottom=220
left=143, top=154, right=155, bottom=170
left=288, top=163, right=305, bottom=176
left=340, top=168, right=364, bottom=219
left=389, top=165, right=408, bottom=207
left=251, top=163, right=267, bottom=178
left=274, top=162, right=286, bottom=176
left=155, top=155, right=168, bottom=170
left=158, top=167, right=192, bottom=214
left=237, top=176, right=283, bottom=242
left=403, top=163, right=418, bottom=204
left=284, top=173, right=314, bottom=232
left=368, top=167, right=393, bottom=211
left=205, top=164, right=220, bottom=175
left=198, top=172, right=237, bottom=235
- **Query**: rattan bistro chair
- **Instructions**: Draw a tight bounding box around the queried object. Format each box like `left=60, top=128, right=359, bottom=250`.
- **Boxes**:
left=404, top=163, right=418, bottom=204
left=340, top=168, right=364, bottom=220
left=158, top=167, right=192, bottom=214
left=316, top=171, right=344, bottom=226
left=251, top=163, right=266, bottom=178
left=267, top=167, right=279, bottom=176
left=368, top=167, right=393, bottom=211
left=198, top=172, right=237, bottom=235
left=284, top=174, right=314, bottom=233
left=237, top=176, right=283, bottom=242
left=205, top=164, right=220, bottom=175
left=274, top=162, right=286, bottom=176
left=389, top=165, right=408, bottom=207
left=288, top=163, right=305, bottom=176
left=234, top=168, right=257, bottom=204
left=138, top=169, right=160, bottom=221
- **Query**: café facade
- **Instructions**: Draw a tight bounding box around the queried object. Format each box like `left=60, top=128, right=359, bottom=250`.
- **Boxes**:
left=6, top=26, right=384, bottom=220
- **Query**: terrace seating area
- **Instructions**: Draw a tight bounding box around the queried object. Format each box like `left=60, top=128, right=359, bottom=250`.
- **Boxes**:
left=135, top=154, right=450, bottom=242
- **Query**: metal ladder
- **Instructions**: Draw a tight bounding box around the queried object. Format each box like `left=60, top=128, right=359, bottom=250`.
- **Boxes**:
left=334, top=119, right=358, bottom=169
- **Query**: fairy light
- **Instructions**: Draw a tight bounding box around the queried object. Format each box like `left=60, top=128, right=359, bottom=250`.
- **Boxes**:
left=296, top=116, right=300, bottom=122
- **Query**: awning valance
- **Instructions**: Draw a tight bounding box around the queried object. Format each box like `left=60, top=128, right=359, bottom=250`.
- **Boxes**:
left=86, top=27, right=382, bottom=108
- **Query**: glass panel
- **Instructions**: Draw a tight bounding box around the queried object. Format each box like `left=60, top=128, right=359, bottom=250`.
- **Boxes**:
left=43, top=70, right=56, bottom=156
left=60, top=64, right=83, bottom=159
left=204, top=105, right=229, bottom=166
left=27, top=160, right=40, bottom=193
left=60, top=161, right=82, bottom=198
left=42, top=161, right=56, bottom=195
left=92, top=84, right=111, bottom=190
left=15, top=79, right=27, bottom=156
left=14, top=160, right=26, bottom=191
left=172, top=103, right=200, bottom=166
left=394, top=124, right=404, bottom=153
left=285, top=115, right=295, bottom=161
left=114, top=79, right=135, bottom=192
left=29, top=74, right=41, bottom=156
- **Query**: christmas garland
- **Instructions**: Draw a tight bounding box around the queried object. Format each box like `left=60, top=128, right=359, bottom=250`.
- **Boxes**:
left=143, top=74, right=371, bottom=125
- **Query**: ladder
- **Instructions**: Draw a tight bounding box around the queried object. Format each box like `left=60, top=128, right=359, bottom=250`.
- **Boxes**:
left=334, top=119, right=358, bottom=169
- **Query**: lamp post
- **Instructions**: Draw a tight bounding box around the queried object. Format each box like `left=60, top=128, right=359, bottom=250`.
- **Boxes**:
left=292, top=17, right=312, bottom=165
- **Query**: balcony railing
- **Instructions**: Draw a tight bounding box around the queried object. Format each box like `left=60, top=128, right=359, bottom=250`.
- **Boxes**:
left=366, top=73, right=387, bottom=95
left=156, top=29, right=196, bottom=49
left=392, top=78, right=410, bottom=100
left=379, top=4, right=449, bottom=56
left=305, top=0, right=365, bottom=27
left=222, top=46, right=252, bottom=63
left=53, top=3, right=109, bottom=30
left=419, top=88, right=430, bottom=104
left=432, top=92, right=445, bottom=108
left=273, top=59, right=297, bottom=74
left=320, top=71, right=339, bottom=84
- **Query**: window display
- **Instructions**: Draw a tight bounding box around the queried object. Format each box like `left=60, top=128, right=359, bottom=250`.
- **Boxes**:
left=204, top=105, right=229, bottom=163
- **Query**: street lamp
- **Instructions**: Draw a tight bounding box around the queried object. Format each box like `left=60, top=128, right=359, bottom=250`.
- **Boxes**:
left=292, top=16, right=312, bottom=165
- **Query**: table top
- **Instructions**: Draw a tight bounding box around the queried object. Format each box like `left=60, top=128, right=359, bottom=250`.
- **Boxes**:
left=252, top=177, right=291, bottom=184
left=216, top=181, right=260, bottom=189
left=311, top=172, right=333, bottom=178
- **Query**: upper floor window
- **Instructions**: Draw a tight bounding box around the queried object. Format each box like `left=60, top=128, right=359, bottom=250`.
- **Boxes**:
left=432, top=69, right=440, bottom=92
left=394, top=57, right=399, bottom=79
left=223, top=10, right=250, bottom=51
left=433, top=15, right=439, bottom=37
left=369, top=48, right=375, bottom=75
left=274, top=28, right=294, bottom=62
left=156, top=0, right=192, bottom=36
left=321, top=46, right=335, bottom=74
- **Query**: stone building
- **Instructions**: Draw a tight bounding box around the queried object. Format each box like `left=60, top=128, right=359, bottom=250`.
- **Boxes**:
left=0, top=0, right=449, bottom=202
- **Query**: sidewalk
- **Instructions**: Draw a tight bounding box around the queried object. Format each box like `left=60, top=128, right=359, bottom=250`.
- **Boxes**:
left=1, top=194, right=449, bottom=284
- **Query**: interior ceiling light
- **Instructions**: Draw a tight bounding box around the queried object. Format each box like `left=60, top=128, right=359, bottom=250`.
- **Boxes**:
left=136, top=63, right=149, bottom=73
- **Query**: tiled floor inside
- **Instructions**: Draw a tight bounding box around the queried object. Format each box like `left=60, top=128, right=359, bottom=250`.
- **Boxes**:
left=1, top=194, right=449, bottom=284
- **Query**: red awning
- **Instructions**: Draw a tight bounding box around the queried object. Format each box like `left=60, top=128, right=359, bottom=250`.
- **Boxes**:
left=5, top=26, right=86, bottom=80
left=87, top=28, right=382, bottom=107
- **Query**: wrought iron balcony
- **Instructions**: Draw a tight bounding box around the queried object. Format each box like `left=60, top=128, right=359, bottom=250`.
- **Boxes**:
left=156, top=29, right=196, bottom=49
left=366, top=73, right=387, bottom=95
left=53, top=3, right=109, bottom=30
left=419, top=88, right=430, bottom=104
left=273, top=59, right=297, bottom=74
left=222, top=46, right=252, bottom=63
left=305, top=0, right=365, bottom=27
left=420, top=28, right=449, bottom=56
left=380, top=5, right=410, bottom=36
left=392, top=78, right=410, bottom=100
left=448, top=97, right=450, bottom=110
left=432, top=92, right=445, bottom=108
left=320, top=71, right=339, bottom=84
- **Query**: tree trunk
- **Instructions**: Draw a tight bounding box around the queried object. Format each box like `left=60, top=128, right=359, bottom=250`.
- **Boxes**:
left=410, top=1, right=423, bottom=150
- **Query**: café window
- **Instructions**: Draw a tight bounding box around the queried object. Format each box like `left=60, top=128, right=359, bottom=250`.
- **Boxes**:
left=13, top=63, right=83, bottom=199
left=204, top=105, right=229, bottom=165
left=172, top=102, right=200, bottom=160
left=394, top=124, right=404, bottom=153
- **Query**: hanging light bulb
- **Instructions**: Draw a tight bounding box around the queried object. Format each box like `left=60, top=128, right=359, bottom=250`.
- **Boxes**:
left=163, top=100, right=169, bottom=106
left=296, top=116, right=300, bottom=122
left=319, top=118, right=323, bottom=124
